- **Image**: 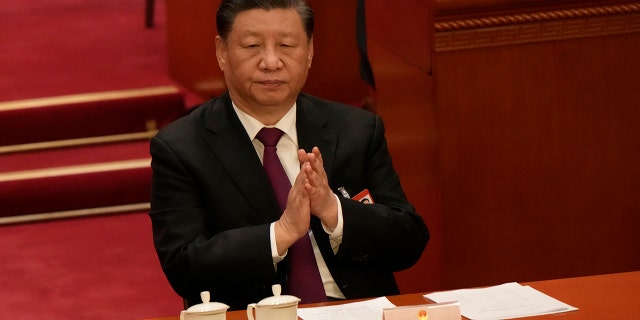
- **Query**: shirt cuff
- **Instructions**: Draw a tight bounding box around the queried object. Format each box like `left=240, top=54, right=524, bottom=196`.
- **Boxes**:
left=322, top=194, right=344, bottom=253
left=270, top=222, right=286, bottom=268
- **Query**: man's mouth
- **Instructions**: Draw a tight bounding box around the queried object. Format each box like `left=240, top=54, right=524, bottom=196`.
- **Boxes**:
left=259, top=80, right=284, bottom=85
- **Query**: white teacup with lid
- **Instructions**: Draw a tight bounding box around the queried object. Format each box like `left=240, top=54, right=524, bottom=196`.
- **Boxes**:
left=247, top=284, right=301, bottom=320
left=180, top=291, right=230, bottom=320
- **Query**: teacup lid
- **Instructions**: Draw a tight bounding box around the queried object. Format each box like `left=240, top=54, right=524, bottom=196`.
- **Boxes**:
left=257, top=284, right=300, bottom=307
left=185, top=291, right=230, bottom=315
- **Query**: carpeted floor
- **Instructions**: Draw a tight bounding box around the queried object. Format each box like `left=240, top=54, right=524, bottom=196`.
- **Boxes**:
left=0, top=213, right=182, bottom=319
left=0, top=1, right=191, bottom=319
left=0, top=0, right=178, bottom=102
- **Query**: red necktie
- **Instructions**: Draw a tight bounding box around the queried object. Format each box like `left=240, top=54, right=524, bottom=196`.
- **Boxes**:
left=256, top=127, right=326, bottom=303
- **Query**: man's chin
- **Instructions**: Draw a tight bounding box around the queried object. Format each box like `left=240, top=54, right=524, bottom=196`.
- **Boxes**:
left=253, top=93, right=295, bottom=108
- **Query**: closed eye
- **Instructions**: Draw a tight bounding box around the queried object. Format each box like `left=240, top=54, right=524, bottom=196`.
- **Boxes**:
left=279, top=44, right=297, bottom=50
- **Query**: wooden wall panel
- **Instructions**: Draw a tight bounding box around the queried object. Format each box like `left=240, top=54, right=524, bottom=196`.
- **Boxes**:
left=303, top=0, right=370, bottom=104
left=368, top=41, right=441, bottom=294
left=365, top=0, right=640, bottom=293
left=365, top=0, right=442, bottom=293
left=166, top=0, right=225, bottom=100
left=432, top=1, right=640, bottom=289
left=365, top=1, right=432, bottom=74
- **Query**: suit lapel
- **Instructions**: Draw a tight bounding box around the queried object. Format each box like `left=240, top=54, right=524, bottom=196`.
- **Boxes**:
left=296, top=95, right=338, bottom=178
left=200, top=94, right=280, bottom=222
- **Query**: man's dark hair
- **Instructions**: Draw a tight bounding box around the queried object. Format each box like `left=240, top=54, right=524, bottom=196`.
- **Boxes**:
left=216, top=0, right=314, bottom=41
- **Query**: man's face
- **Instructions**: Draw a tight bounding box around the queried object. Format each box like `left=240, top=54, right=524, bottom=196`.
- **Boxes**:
left=216, top=8, right=313, bottom=114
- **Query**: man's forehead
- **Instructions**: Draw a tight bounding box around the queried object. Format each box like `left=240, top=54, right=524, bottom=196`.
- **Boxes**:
left=229, top=8, right=305, bottom=34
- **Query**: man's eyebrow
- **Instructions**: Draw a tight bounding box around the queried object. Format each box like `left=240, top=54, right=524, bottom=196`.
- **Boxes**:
left=240, top=29, right=298, bottom=38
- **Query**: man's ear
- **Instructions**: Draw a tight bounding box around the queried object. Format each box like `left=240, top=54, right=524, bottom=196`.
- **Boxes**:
left=215, top=35, right=226, bottom=72
left=307, top=36, right=314, bottom=69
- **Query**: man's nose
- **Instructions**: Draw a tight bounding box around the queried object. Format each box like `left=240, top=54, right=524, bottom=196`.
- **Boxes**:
left=259, top=47, right=283, bottom=71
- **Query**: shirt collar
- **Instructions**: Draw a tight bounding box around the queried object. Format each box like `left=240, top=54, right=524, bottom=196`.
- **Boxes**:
left=232, top=102, right=298, bottom=144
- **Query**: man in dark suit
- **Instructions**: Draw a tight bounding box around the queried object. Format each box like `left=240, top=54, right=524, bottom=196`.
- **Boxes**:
left=149, top=0, right=429, bottom=310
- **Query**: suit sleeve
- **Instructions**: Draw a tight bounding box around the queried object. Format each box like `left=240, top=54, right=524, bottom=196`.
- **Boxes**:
left=149, top=134, right=279, bottom=304
left=332, top=115, right=429, bottom=272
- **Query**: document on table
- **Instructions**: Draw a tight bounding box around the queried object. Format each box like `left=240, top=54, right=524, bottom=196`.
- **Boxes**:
left=297, top=296, right=396, bottom=320
left=424, top=282, right=578, bottom=320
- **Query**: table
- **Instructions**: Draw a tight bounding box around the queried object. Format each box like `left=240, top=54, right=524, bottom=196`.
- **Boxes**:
left=146, top=271, right=640, bottom=320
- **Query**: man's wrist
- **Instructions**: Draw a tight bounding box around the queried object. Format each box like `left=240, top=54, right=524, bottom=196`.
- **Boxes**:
left=322, top=194, right=343, bottom=234
left=274, top=220, right=299, bottom=256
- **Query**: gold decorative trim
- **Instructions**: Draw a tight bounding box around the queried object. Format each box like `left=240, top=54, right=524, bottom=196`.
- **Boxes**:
left=0, top=85, right=180, bottom=111
left=435, top=5, right=640, bottom=51
left=435, top=3, right=640, bottom=32
left=0, top=203, right=150, bottom=226
left=0, top=130, right=157, bottom=154
left=0, top=159, right=151, bottom=182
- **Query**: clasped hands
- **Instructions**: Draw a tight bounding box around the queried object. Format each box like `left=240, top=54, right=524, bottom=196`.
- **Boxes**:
left=274, top=147, right=338, bottom=255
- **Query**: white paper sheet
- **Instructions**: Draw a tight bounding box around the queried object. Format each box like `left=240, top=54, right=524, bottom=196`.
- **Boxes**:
left=424, top=282, right=578, bottom=320
left=297, top=296, right=396, bottom=320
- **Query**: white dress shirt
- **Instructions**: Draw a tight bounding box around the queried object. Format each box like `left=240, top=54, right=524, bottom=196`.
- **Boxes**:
left=232, top=102, right=346, bottom=299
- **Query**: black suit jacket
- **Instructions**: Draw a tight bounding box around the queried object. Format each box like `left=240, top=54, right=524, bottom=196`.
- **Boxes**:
left=149, top=92, right=429, bottom=310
